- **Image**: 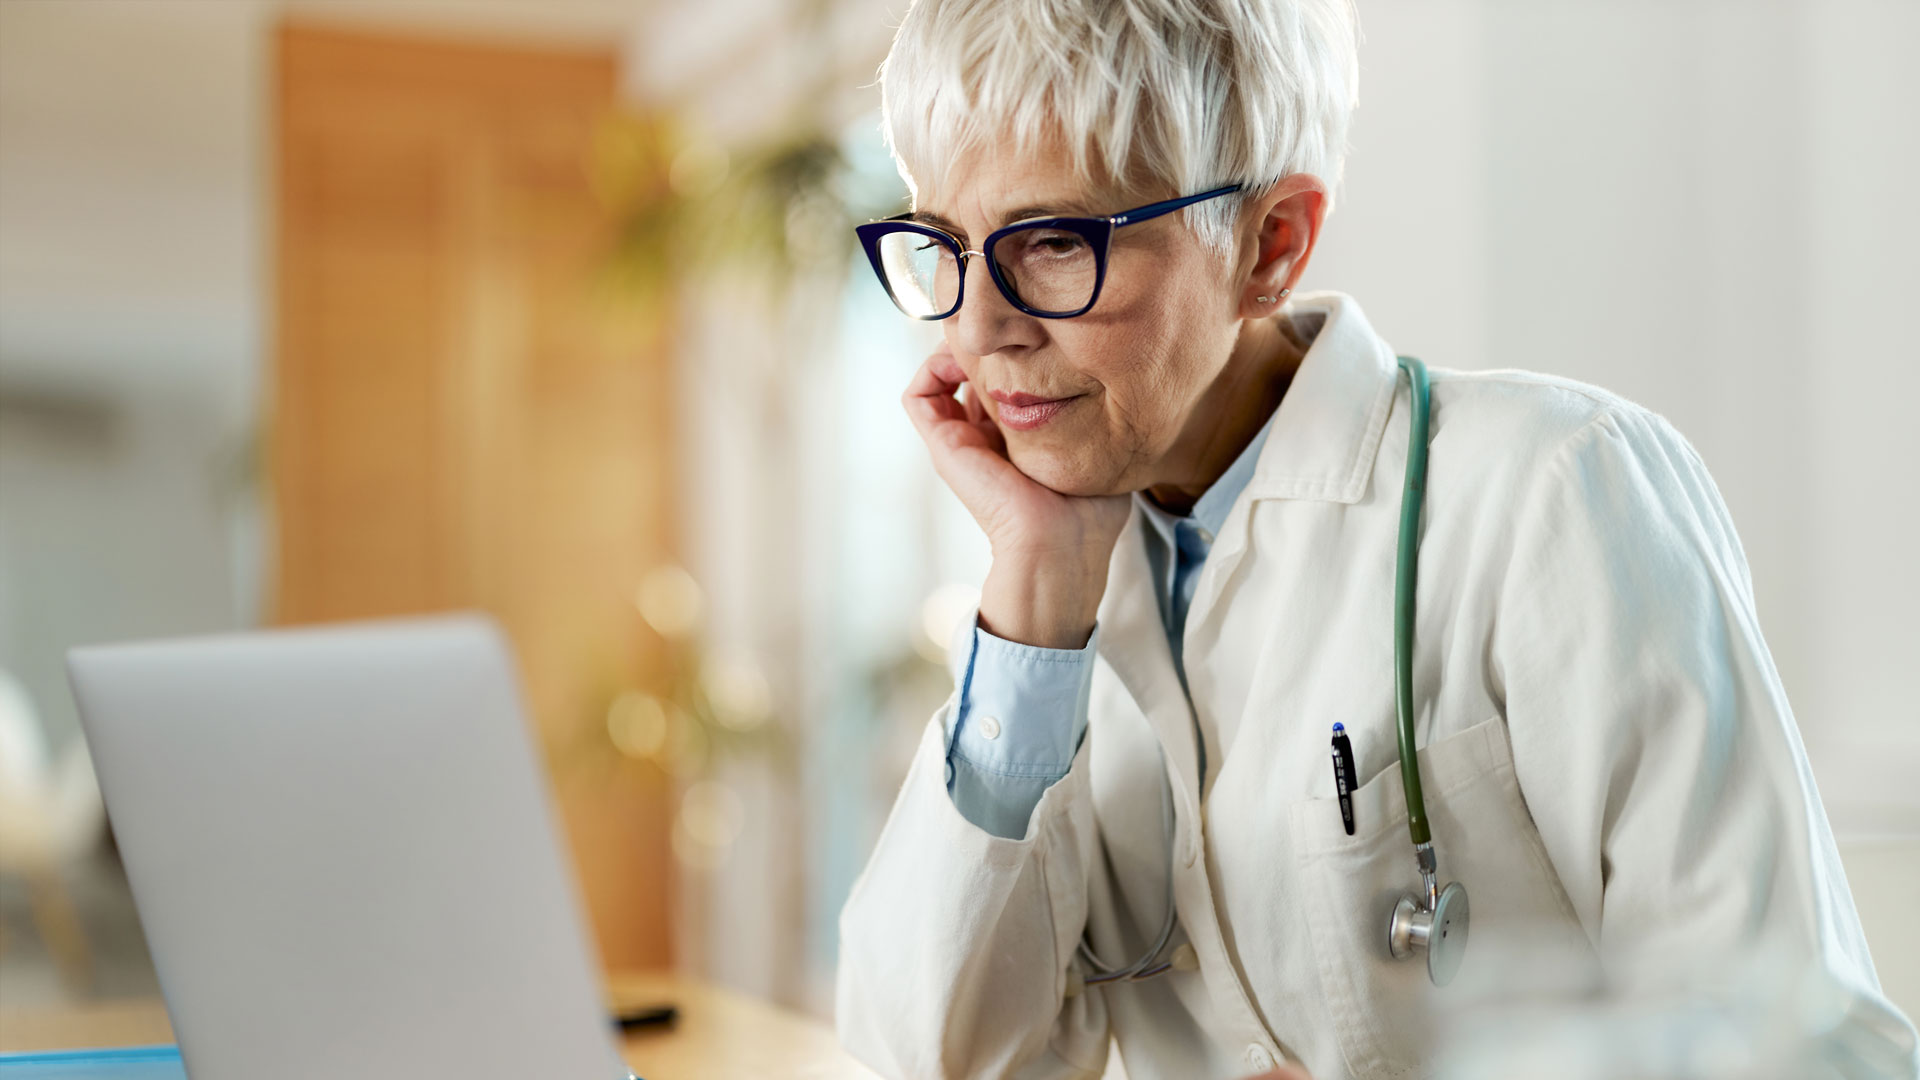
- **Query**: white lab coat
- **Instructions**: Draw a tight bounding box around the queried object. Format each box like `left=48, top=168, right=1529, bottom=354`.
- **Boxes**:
left=835, top=291, right=1917, bottom=1080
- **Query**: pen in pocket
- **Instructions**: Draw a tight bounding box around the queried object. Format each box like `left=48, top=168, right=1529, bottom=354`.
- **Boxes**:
left=1331, top=723, right=1357, bottom=835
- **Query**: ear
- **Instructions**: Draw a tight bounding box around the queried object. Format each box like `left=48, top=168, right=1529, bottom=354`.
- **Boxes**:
left=1234, top=175, right=1329, bottom=320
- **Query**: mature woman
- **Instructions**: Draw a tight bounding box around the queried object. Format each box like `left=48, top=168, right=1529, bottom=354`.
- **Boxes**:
left=834, top=2, right=1915, bottom=1078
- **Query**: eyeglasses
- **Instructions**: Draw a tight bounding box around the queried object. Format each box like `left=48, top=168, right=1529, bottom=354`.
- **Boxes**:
left=854, top=183, right=1244, bottom=320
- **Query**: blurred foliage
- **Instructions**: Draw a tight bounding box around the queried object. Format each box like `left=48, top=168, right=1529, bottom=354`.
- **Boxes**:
left=573, top=4, right=924, bottom=861
left=555, top=564, right=791, bottom=791
left=577, top=104, right=917, bottom=789
left=590, top=107, right=904, bottom=309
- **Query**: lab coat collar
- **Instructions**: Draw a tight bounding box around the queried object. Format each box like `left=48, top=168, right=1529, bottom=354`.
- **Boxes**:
left=1243, top=290, right=1400, bottom=505
left=1098, top=500, right=1207, bottom=804
left=1094, top=291, right=1400, bottom=800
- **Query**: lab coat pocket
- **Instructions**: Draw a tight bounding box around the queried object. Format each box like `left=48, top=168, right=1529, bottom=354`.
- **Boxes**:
left=1286, top=715, right=1589, bottom=1080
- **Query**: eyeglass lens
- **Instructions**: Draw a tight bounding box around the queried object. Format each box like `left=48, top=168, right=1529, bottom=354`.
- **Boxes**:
left=876, top=232, right=955, bottom=318
left=874, top=224, right=1100, bottom=317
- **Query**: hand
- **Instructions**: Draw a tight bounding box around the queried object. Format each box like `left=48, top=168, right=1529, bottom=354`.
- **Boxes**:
left=902, top=343, right=1131, bottom=649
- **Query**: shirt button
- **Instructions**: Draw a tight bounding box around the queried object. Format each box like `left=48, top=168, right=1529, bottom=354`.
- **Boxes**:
left=1245, top=1044, right=1274, bottom=1072
left=977, top=715, right=1001, bottom=740
left=1196, top=527, right=1215, bottom=545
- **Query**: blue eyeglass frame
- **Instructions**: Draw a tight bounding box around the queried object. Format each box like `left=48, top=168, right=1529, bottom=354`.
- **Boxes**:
left=854, top=182, right=1245, bottom=320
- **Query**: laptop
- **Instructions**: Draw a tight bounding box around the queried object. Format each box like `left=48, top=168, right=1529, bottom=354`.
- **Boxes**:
left=66, top=614, right=636, bottom=1080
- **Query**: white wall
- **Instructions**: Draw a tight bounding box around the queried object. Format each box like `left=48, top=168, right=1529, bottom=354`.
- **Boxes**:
left=0, top=2, right=265, bottom=413
left=0, top=1, right=270, bottom=750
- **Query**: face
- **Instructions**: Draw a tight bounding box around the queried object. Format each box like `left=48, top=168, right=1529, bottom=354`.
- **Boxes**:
left=916, top=136, right=1249, bottom=496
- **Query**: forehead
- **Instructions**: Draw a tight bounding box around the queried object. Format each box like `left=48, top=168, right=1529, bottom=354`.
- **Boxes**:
left=910, top=131, right=1138, bottom=235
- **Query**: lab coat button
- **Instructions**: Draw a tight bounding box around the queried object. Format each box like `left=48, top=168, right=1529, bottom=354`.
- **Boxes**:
left=977, top=715, right=1001, bottom=740
left=1245, top=1044, right=1274, bottom=1071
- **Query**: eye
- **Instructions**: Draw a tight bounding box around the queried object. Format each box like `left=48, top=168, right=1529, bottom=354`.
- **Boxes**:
left=911, top=240, right=959, bottom=265
left=1020, top=230, right=1087, bottom=257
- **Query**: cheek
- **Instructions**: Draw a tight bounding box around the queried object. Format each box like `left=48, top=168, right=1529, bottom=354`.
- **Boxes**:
left=1072, top=295, right=1211, bottom=437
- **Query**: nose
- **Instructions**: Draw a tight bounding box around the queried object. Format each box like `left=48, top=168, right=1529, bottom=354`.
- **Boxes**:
left=950, top=250, right=1044, bottom=360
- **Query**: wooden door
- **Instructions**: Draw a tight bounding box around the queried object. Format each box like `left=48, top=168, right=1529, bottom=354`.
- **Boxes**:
left=274, top=23, right=675, bottom=971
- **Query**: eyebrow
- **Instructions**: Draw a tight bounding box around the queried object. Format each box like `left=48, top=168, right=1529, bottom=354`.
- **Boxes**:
left=907, top=202, right=1100, bottom=237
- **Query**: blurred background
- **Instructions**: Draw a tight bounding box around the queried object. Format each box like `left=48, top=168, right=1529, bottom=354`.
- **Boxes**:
left=0, top=0, right=1913, bottom=1039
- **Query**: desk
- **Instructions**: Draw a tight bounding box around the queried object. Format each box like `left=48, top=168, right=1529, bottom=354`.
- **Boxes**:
left=0, top=972, right=880, bottom=1080
left=610, top=972, right=878, bottom=1079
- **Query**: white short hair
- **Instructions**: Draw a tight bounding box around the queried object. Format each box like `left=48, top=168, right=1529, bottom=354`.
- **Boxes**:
left=876, top=0, right=1361, bottom=261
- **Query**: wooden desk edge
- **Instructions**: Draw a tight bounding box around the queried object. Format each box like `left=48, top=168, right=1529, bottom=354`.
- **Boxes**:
left=0, top=971, right=880, bottom=1080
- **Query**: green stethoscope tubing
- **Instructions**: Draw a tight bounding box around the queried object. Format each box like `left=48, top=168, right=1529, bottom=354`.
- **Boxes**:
left=1387, top=356, right=1467, bottom=988
left=1076, top=354, right=1453, bottom=990
left=1394, top=355, right=1433, bottom=848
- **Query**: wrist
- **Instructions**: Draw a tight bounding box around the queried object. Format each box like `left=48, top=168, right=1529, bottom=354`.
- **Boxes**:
left=977, top=554, right=1107, bottom=650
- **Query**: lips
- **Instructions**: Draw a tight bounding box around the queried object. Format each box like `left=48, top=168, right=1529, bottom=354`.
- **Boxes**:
left=987, top=389, right=1080, bottom=432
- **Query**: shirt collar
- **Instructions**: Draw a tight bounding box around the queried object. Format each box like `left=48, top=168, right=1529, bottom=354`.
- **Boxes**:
left=1133, top=406, right=1276, bottom=540
left=1191, top=407, right=1275, bottom=534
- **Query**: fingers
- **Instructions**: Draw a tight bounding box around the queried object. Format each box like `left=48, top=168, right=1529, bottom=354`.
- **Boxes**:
left=960, top=381, right=1007, bottom=456
left=902, top=350, right=967, bottom=435
left=913, top=342, right=1008, bottom=456
left=906, top=343, right=962, bottom=398
left=903, top=343, right=1001, bottom=456
left=903, top=343, right=1013, bottom=466
left=927, top=341, right=965, bottom=385
left=900, top=345, right=1021, bottom=502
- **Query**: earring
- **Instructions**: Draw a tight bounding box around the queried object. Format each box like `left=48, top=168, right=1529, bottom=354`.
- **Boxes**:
left=1256, top=295, right=1275, bottom=304
left=1279, top=287, right=1291, bottom=298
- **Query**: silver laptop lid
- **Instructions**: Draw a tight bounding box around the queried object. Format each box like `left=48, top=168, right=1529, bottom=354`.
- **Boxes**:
left=67, top=614, right=632, bottom=1080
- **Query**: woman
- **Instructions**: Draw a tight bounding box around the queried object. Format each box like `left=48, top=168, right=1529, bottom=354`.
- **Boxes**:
left=834, top=2, right=1916, bottom=1078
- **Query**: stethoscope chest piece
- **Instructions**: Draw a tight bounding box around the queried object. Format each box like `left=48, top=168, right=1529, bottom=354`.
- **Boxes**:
left=1388, top=880, right=1470, bottom=986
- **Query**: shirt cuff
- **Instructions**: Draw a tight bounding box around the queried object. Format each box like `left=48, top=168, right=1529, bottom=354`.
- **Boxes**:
left=946, top=620, right=1097, bottom=775
left=942, top=619, right=1098, bottom=839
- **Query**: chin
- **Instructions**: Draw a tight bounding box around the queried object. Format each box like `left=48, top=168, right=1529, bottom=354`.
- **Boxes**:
left=1007, top=444, right=1118, bottom=498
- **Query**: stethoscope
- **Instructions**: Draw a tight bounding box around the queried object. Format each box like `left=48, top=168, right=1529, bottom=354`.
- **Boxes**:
left=1072, top=355, right=1471, bottom=994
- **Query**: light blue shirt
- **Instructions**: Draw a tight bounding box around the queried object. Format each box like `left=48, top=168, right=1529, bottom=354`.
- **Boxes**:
left=944, top=408, right=1281, bottom=838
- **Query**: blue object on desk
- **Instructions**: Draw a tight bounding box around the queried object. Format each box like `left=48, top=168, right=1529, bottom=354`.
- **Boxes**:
left=0, top=1046, right=186, bottom=1080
